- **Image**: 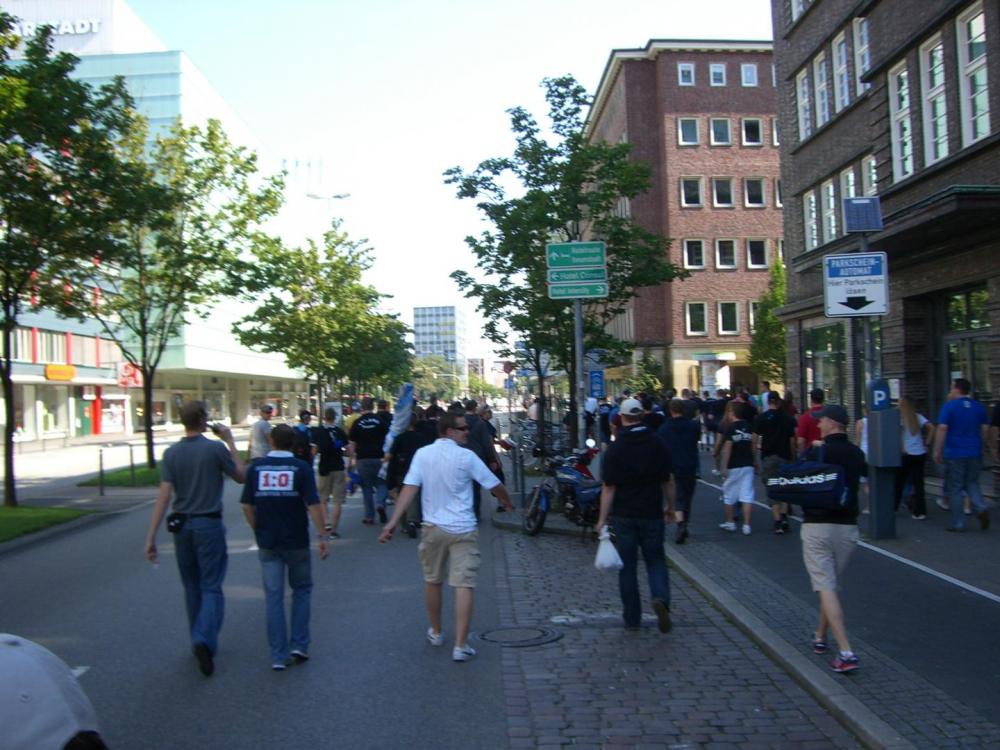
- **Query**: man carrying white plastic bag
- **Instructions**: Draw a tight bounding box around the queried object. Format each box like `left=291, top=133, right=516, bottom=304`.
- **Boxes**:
left=594, top=398, right=674, bottom=633
left=594, top=525, right=624, bottom=570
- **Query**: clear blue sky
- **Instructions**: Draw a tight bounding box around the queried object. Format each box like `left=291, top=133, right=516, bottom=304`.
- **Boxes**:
left=128, top=0, right=774, bottom=359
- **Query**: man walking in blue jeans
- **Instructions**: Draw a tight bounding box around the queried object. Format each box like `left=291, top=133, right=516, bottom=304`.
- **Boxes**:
left=145, top=401, right=246, bottom=677
left=595, top=398, right=674, bottom=633
left=241, top=424, right=329, bottom=670
left=349, top=397, right=390, bottom=525
left=933, top=377, right=991, bottom=532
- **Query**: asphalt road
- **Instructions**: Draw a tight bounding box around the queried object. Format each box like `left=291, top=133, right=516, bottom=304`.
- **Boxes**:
left=0, top=483, right=508, bottom=750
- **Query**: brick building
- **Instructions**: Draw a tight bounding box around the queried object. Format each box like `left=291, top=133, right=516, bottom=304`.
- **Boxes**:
left=772, top=0, right=1000, bottom=419
left=585, top=40, right=783, bottom=394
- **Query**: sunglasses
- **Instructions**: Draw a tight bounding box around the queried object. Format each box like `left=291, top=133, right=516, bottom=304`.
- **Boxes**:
left=453, top=425, right=470, bottom=431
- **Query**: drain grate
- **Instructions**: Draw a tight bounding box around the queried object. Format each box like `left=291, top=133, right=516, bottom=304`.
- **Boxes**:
left=476, top=626, right=563, bottom=647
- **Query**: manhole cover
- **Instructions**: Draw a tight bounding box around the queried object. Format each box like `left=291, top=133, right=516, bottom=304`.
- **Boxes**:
left=476, top=626, right=563, bottom=647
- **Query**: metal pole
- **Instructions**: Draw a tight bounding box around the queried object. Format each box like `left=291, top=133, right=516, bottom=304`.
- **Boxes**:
left=98, top=448, right=105, bottom=497
left=574, top=298, right=586, bottom=450
left=129, top=445, right=136, bottom=485
left=860, top=232, right=877, bottom=383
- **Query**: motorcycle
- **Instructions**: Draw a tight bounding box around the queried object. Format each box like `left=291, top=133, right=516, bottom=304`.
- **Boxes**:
left=523, top=440, right=601, bottom=536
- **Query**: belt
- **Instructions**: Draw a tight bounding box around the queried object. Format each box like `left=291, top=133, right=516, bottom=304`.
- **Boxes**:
left=178, top=512, right=222, bottom=519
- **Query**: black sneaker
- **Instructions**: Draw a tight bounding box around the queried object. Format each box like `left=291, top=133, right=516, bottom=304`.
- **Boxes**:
left=290, top=650, right=309, bottom=664
left=377, top=506, right=387, bottom=524
left=781, top=519, right=790, bottom=533
left=773, top=520, right=785, bottom=535
left=652, top=599, right=672, bottom=633
left=193, top=643, right=214, bottom=677
left=674, top=523, right=688, bottom=545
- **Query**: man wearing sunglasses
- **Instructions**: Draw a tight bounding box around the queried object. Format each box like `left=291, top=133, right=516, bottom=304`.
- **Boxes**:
left=380, top=411, right=514, bottom=662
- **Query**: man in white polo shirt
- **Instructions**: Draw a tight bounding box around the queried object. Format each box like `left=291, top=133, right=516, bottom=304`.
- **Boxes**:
left=380, top=411, right=514, bottom=662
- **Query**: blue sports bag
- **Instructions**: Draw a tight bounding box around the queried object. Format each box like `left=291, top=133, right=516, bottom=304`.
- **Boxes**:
left=765, top=446, right=848, bottom=510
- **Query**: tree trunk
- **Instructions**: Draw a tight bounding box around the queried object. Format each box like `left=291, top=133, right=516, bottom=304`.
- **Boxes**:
left=142, top=371, right=156, bottom=468
left=536, top=371, right=547, bottom=458
left=2, top=322, right=17, bottom=507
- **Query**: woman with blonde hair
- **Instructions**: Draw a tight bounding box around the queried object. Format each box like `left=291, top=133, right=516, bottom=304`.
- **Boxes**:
left=894, top=396, right=933, bottom=519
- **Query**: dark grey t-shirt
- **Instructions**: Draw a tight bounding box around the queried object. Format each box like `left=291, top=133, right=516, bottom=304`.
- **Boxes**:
left=161, top=435, right=237, bottom=514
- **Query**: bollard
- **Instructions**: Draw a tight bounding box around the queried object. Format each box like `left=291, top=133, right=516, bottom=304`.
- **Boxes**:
left=129, top=445, right=136, bottom=486
left=98, top=448, right=105, bottom=497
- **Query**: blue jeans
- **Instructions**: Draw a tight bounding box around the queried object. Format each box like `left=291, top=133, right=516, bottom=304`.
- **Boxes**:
left=945, top=457, right=988, bottom=529
left=610, top=516, right=670, bottom=628
left=173, top=517, right=227, bottom=655
left=357, top=458, right=388, bottom=521
left=259, top=547, right=313, bottom=663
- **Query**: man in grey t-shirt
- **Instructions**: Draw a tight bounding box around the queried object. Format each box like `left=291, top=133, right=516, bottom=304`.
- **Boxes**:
left=250, top=403, right=274, bottom=459
left=145, top=401, right=245, bottom=676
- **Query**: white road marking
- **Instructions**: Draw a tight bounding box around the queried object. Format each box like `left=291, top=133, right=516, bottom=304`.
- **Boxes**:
left=697, top=478, right=1000, bottom=606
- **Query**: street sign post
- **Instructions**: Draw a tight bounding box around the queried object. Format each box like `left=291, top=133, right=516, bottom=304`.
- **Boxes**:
left=823, top=252, right=888, bottom=317
left=547, top=282, right=609, bottom=300
left=545, top=241, right=606, bottom=268
left=547, top=268, right=607, bottom=283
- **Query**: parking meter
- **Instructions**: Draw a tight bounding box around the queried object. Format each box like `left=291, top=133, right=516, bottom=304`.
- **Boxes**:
left=866, top=380, right=901, bottom=539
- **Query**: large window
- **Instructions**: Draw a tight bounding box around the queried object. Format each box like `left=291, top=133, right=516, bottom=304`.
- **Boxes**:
left=792, top=0, right=810, bottom=22
left=833, top=32, right=851, bottom=112
left=803, top=190, right=819, bottom=251
left=921, top=36, right=949, bottom=164
left=747, top=239, right=768, bottom=268
left=863, top=155, right=878, bottom=195
left=12, top=327, right=32, bottom=362
left=716, top=239, right=737, bottom=269
left=683, top=239, right=706, bottom=269
left=840, top=167, right=857, bottom=228
left=889, top=63, right=915, bottom=180
left=678, top=63, right=695, bottom=86
left=957, top=2, right=990, bottom=146
left=853, top=17, right=872, bottom=95
left=804, top=323, right=848, bottom=408
left=678, top=117, right=699, bottom=145
left=686, top=302, right=707, bottom=335
left=37, top=331, right=67, bottom=364
left=70, top=334, right=97, bottom=367
left=742, top=118, right=763, bottom=145
left=713, top=178, right=734, bottom=207
left=744, top=178, right=765, bottom=207
left=680, top=178, right=703, bottom=207
left=710, top=118, right=731, bottom=145
left=814, top=52, right=831, bottom=127
left=710, top=63, right=726, bottom=86
left=821, top=180, right=838, bottom=243
left=718, top=302, right=739, bottom=335
left=797, top=69, right=813, bottom=140
left=741, top=63, right=758, bottom=86
left=775, top=178, right=783, bottom=207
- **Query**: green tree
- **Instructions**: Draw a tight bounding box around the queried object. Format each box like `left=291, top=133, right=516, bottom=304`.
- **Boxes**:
left=445, top=75, right=685, bottom=448
left=468, top=372, right=503, bottom=403
left=625, top=354, right=663, bottom=396
left=749, top=259, right=788, bottom=384
left=89, top=117, right=283, bottom=467
left=411, top=355, right=462, bottom=402
left=0, top=18, right=145, bottom=505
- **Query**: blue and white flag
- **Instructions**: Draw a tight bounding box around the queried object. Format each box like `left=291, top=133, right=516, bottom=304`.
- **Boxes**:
left=382, top=382, right=414, bottom=454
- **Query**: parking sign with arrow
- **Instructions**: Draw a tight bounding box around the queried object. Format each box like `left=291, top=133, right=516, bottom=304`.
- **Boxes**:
left=823, top=252, right=888, bottom=317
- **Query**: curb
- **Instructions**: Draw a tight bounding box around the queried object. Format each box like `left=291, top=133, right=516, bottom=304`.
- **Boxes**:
left=664, top=542, right=916, bottom=750
left=491, top=509, right=915, bottom=750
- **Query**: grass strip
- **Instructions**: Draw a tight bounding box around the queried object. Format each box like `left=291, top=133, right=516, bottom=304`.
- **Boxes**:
left=78, top=465, right=161, bottom=487
left=0, top=506, right=91, bottom=544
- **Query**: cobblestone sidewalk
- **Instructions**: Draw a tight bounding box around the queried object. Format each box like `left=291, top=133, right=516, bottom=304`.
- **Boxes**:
left=491, top=529, right=863, bottom=749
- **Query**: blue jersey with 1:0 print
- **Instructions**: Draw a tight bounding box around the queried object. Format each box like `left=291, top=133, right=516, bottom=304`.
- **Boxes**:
left=240, top=452, right=319, bottom=550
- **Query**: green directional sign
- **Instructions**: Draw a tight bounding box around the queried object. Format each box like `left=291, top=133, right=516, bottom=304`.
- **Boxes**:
left=546, top=241, right=606, bottom=268
left=547, top=282, right=609, bottom=300
left=547, top=267, right=607, bottom=283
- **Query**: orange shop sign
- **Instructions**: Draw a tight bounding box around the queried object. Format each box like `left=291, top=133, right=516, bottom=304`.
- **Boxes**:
left=44, top=364, right=77, bottom=381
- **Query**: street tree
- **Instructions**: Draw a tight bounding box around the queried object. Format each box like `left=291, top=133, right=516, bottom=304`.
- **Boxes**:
left=334, top=313, right=411, bottom=395
left=625, top=354, right=663, bottom=396
left=749, top=259, right=788, bottom=385
left=445, top=75, right=685, bottom=448
left=88, top=117, right=284, bottom=468
left=0, top=19, right=145, bottom=506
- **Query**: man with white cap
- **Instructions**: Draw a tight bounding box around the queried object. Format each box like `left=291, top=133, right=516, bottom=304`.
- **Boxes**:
left=0, top=634, right=107, bottom=749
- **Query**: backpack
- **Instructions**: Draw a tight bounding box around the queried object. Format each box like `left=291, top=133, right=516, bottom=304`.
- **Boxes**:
left=765, top=446, right=848, bottom=510
left=292, top=425, right=313, bottom=463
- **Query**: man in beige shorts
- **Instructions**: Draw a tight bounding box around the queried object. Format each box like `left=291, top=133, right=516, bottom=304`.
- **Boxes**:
left=315, top=407, right=349, bottom=539
left=380, top=411, right=514, bottom=662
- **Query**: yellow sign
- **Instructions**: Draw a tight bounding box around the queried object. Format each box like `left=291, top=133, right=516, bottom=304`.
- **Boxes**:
left=44, top=364, right=77, bottom=381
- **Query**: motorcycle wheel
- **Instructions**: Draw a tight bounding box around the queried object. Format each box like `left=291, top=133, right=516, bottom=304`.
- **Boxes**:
left=522, top=486, right=548, bottom=536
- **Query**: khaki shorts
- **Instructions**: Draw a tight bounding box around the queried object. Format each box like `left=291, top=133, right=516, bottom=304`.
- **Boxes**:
left=801, top=523, right=858, bottom=592
left=418, top=525, right=480, bottom=588
left=318, top=470, right=347, bottom=504
left=760, top=455, right=786, bottom=505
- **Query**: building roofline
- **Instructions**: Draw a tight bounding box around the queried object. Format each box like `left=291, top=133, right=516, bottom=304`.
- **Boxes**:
left=585, top=38, right=773, bottom=137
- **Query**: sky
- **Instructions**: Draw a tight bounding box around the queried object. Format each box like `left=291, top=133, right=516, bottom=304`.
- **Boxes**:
left=126, top=0, right=774, bottom=361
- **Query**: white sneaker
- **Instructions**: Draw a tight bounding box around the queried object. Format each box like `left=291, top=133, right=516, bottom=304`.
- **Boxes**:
left=426, top=628, right=444, bottom=647
left=718, top=521, right=736, bottom=532
left=742, top=524, right=752, bottom=536
left=452, top=644, right=476, bottom=662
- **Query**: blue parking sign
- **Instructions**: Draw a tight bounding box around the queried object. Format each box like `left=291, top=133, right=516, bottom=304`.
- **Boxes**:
left=588, top=370, right=605, bottom=398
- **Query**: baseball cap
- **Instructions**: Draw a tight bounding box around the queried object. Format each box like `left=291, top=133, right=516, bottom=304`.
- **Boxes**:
left=0, top=634, right=101, bottom=750
left=619, top=398, right=644, bottom=416
left=816, top=404, right=849, bottom=425
left=352, top=400, right=362, bottom=411
left=299, top=409, right=312, bottom=420
left=260, top=403, right=274, bottom=413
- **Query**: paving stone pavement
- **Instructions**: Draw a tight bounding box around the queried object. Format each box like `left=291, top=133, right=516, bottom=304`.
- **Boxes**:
left=676, top=539, right=1000, bottom=750
left=490, top=528, right=863, bottom=749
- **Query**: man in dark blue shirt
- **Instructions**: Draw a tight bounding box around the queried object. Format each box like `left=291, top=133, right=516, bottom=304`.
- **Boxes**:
left=241, top=424, right=329, bottom=670
left=657, top=399, right=701, bottom=544
left=934, top=377, right=990, bottom=532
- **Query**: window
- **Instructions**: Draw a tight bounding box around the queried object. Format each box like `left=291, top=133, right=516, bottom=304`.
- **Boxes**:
left=791, top=0, right=809, bottom=22
left=680, top=178, right=703, bottom=207
left=70, top=334, right=97, bottom=367
left=749, top=301, right=761, bottom=332
left=840, top=167, right=857, bottom=227
left=686, top=302, right=707, bottom=335
left=803, top=190, right=819, bottom=251
left=777, top=239, right=785, bottom=261
left=744, top=178, right=765, bottom=207
left=37, top=331, right=67, bottom=364
left=710, top=118, right=731, bottom=145
left=718, top=302, right=739, bottom=335
left=713, top=178, right=734, bottom=207
left=683, top=239, right=706, bottom=269
left=98, top=338, right=123, bottom=366
left=741, top=63, right=758, bottom=86
left=853, top=18, right=871, bottom=95
left=716, top=239, right=737, bottom=269
left=863, top=155, right=878, bottom=195
left=742, top=118, right=763, bottom=145
left=12, top=327, right=33, bottom=362
left=775, top=179, right=783, bottom=207
left=710, top=63, right=726, bottom=86
left=957, top=2, right=990, bottom=146
left=889, top=63, right=915, bottom=180
left=747, top=239, right=768, bottom=268
left=920, top=36, right=949, bottom=164
left=813, top=52, right=831, bottom=127
left=821, top=180, right=838, bottom=243
left=797, top=69, right=813, bottom=140
left=772, top=118, right=780, bottom=146
left=678, top=63, right=695, bottom=86
left=678, top=117, right=699, bottom=145
left=833, top=32, right=851, bottom=112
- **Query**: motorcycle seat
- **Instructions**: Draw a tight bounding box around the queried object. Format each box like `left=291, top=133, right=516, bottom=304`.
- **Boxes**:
left=578, top=477, right=601, bottom=491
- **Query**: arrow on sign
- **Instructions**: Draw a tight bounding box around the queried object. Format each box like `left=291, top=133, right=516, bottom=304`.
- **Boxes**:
left=841, top=296, right=875, bottom=311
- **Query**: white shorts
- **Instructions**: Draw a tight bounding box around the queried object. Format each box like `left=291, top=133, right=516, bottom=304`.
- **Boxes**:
left=723, top=466, right=756, bottom=505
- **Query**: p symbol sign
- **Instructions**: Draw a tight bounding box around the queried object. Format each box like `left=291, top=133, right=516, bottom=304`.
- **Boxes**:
left=868, top=379, right=892, bottom=411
